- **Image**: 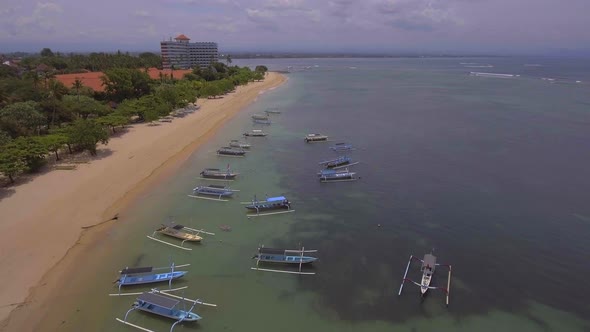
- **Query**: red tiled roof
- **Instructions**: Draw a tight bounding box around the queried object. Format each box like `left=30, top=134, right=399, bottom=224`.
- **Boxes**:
left=55, top=68, right=193, bottom=92
left=175, top=34, right=190, bottom=41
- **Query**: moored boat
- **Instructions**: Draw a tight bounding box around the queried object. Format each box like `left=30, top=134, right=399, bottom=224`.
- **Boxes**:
left=318, top=168, right=357, bottom=182
left=243, top=129, right=268, bottom=137
left=229, top=139, right=251, bottom=149
left=251, top=113, right=269, bottom=120
left=115, top=289, right=217, bottom=332
left=200, top=167, right=238, bottom=180
left=304, top=133, right=328, bottom=142
left=252, top=118, right=271, bottom=125
left=253, top=247, right=318, bottom=265
left=217, top=146, right=246, bottom=157
left=155, top=224, right=203, bottom=242
left=251, top=246, right=318, bottom=275
left=319, top=156, right=353, bottom=168
left=265, top=108, right=281, bottom=114
left=147, top=222, right=215, bottom=251
left=116, top=265, right=188, bottom=287
left=189, top=184, right=236, bottom=201
left=244, top=196, right=294, bottom=217
left=133, top=292, right=202, bottom=321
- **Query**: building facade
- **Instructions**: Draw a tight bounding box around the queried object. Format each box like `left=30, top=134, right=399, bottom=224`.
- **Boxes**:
left=160, top=34, right=218, bottom=69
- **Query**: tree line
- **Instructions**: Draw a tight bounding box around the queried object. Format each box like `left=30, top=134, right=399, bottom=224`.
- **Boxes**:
left=0, top=49, right=269, bottom=184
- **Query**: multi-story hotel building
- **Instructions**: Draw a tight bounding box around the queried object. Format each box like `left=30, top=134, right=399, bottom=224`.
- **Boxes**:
left=160, top=34, right=218, bottom=69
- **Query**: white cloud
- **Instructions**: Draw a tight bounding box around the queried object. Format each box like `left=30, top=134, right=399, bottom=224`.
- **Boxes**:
left=12, top=2, right=63, bottom=35
left=133, top=10, right=151, bottom=17
left=376, top=0, right=459, bottom=31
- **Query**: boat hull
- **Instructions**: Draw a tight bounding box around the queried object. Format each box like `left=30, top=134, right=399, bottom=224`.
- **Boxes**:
left=254, top=254, right=317, bottom=264
left=135, top=301, right=202, bottom=322
left=157, top=228, right=202, bottom=242
left=193, top=187, right=234, bottom=197
left=119, top=271, right=187, bottom=286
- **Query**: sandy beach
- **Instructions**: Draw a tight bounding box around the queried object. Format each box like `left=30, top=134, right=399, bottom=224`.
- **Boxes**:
left=0, top=72, right=286, bottom=331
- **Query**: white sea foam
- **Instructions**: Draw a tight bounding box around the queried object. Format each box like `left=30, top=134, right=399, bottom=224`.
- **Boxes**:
left=470, top=72, right=519, bottom=78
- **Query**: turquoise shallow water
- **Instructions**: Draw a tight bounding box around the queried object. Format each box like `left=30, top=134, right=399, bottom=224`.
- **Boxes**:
left=48, top=58, right=590, bottom=332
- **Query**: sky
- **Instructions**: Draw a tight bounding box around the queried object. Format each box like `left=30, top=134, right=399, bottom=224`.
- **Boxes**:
left=0, top=0, right=589, bottom=55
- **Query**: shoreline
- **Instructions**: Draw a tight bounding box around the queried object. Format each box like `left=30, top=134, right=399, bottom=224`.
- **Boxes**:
left=0, top=72, right=286, bottom=331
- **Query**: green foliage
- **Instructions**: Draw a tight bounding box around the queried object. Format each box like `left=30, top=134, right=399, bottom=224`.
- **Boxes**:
left=0, top=101, right=45, bottom=137
left=0, top=78, right=43, bottom=106
left=38, top=133, right=68, bottom=160
left=253, top=71, right=265, bottom=81
left=96, top=112, right=129, bottom=133
left=0, top=64, right=19, bottom=78
left=255, top=65, right=269, bottom=73
left=0, top=148, right=26, bottom=183
left=200, top=82, right=223, bottom=99
left=0, top=130, right=11, bottom=147
left=101, top=68, right=152, bottom=102
left=20, top=51, right=162, bottom=73
left=8, top=136, right=49, bottom=171
left=61, top=95, right=110, bottom=119
left=40, top=48, right=54, bottom=57
left=63, top=119, right=109, bottom=156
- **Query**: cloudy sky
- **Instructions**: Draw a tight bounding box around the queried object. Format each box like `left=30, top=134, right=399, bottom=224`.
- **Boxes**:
left=1, top=0, right=589, bottom=54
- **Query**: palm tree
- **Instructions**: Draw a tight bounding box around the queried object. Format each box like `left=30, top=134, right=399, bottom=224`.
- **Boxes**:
left=47, top=79, right=67, bottom=127
left=72, top=79, right=83, bottom=101
left=226, top=54, right=232, bottom=66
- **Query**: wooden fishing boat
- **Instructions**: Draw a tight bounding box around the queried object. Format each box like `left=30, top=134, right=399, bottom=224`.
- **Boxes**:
left=155, top=224, right=202, bottom=242
left=116, top=289, right=217, bottom=332
left=116, top=265, right=188, bottom=287
left=318, top=168, right=357, bottom=182
left=147, top=222, right=215, bottom=251
left=399, top=252, right=452, bottom=306
left=319, top=156, right=357, bottom=169
left=265, top=108, right=281, bottom=114
left=251, top=113, right=269, bottom=120
left=200, top=167, right=238, bottom=180
left=243, top=129, right=268, bottom=137
left=189, top=184, right=237, bottom=201
left=251, top=246, right=318, bottom=275
left=229, top=140, right=251, bottom=149
left=304, top=133, right=328, bottom=142
left=217, top=146, right=246, bottom=157
left=329, top=142, right=354, bottom=151
left=110, top=262, right=190, bottom=296
left=245, top=196, right=294, bottom=217
left=252, top=118, right=271, bottom=125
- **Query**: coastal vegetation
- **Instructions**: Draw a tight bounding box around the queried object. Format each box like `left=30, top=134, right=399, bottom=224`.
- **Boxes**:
left=0, top=48, right=266, bottom=184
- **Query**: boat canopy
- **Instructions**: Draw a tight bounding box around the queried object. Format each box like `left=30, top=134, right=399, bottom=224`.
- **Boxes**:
left=120, top=266, right=153, bottom=275
left=207, top=185, right=226, bottom=189
left=422, top=254, right=436, bottom=268
left=172, top=224, right=185, bottom=230
left=138, top=293, right=179, bottom=309
left=267, top=196, right=287, bottom=202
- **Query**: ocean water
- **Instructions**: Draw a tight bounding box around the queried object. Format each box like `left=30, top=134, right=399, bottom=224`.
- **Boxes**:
left=42, top=58, right=590, bottom=332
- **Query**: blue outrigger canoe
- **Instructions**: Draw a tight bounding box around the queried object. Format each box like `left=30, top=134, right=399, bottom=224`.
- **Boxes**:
left=252, top=246, right=318, bottom=275
left=112, top=263, right=189, bottom=296
left=190, top=184, right=237, bottom=201
left=116, top=290, right=218, bottom=332
left=245, top=196, right=294, bottom=217
left=117, top=267, right=187, bottom=286
left=318, top=168, right=357, bottom=182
